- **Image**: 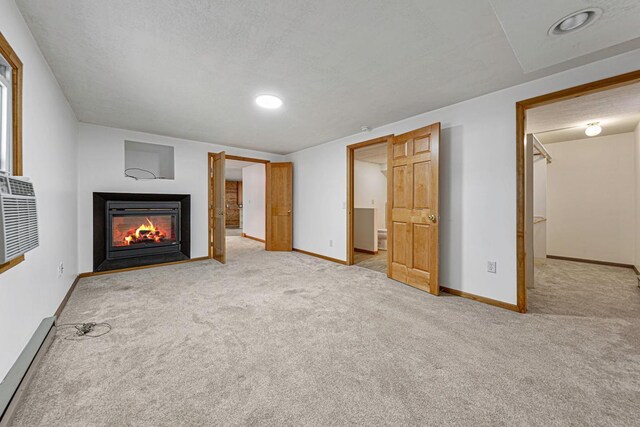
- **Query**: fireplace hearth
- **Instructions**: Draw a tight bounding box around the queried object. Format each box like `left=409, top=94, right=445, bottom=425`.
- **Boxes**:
left=93, top=193, right=191, bottom=272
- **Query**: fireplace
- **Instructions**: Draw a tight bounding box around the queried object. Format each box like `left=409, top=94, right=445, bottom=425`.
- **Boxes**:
left=107, top=201, right=180, bottom=260
left=93, top=193, right=191, bottom=272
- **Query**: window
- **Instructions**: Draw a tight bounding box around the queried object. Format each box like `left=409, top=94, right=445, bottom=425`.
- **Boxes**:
left=0, top=32, right=24, bottom=273
left=0, top=54, right=12, bottom=174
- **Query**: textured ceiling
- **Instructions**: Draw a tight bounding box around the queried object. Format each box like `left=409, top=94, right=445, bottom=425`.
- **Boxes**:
left=490, top=0, right=640, bottom=72
left=226, top=160, right=257, bottom=170
left=355, top=142, right=387, bottom=165
left=534, top=114, right=640, bottom=144
left=224, top=159, right=257, bottom=180
left=527, top=82, right=640, bottom=143
left=15, top=0, right=640, bottom=154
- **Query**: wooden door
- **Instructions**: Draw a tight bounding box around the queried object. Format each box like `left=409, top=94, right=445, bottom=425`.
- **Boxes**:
left=225, top=181, right=240, bottom=228
left=388, top=123, right=440, bottom=294
left=209, top=152, right=226, bottom=263
left=266, top=162, right=293, bottom=251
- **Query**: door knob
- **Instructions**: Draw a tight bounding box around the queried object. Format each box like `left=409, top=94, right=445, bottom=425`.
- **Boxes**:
left=428, top=214, right=437, bottom=223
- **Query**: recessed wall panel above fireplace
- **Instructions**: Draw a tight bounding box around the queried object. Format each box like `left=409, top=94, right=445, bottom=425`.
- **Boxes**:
left=124, top=140, right=175, bottom=180
left=93, top=193, right=191, bottom=272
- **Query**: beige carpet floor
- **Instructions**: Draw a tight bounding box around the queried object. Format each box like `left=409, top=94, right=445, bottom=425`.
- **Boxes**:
left=225, top=228, right=243, bottom=237
left=10, top=238, right=640, bottom=426
left=530, top=258, right=640, bottom=318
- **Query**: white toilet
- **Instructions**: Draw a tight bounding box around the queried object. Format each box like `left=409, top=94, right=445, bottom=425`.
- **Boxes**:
left=377, top=229, right=387, bottom=251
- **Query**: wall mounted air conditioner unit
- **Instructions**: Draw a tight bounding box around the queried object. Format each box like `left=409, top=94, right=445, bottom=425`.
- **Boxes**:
left=0, top=175, right=39, bottom=264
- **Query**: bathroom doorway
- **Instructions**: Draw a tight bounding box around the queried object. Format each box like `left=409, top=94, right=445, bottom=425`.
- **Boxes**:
left=346, top=136, right=392, bottom=274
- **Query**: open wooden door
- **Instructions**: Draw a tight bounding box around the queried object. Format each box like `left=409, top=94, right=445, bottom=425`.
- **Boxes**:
left=388, top=123, right=440, bottom=295
left=209, top=152, right=226, bottom=263
left=266, top=162, right=293, bottom=251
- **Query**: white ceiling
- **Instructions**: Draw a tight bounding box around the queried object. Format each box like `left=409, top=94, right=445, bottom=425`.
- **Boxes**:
left=15, top=0, right=640, bottom=154
left=226, top=159, right=257, bottom=170
left=224, top=159, right=258, bottom=180
left=490, top=0, right=640, bottom=72
left=534, top=113, right=640, bottom=144
left=225, top=169, right=242, bottom=182
left=355, top=143, right=387, bottom=165
left=527, top=82, right=640, bottom=144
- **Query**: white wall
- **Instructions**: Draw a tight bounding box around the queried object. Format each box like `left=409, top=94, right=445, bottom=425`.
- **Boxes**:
left=354, top=208, right=377, bottom=252
left=533, top=156, right=547, bottom=259
left=354, top=160, right=386, bottom=230
left=286, top=49, right=640, bottom=306
left=242, top=163, right=265, bottom=240
left=547, top=133, right=635, bottom=264
left=635, top=123, right=640, bottom=272
left=77, top=124, right=284, bottom=272
left=0, top=1, right=79, bottom=380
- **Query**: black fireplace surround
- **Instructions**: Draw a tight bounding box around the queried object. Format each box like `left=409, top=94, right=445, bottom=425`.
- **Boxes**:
left=93, top=193, right=191, bottom=272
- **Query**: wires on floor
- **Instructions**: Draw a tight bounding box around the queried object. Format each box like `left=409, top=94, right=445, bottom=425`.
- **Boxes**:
left=57, top=322, right=112, bottom=341
left=124, top=168, right=168, bottom=180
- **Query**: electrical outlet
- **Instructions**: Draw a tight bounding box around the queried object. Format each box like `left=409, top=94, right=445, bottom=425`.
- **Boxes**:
left=487, top=261, right=497, bottom=274
left=371, top=199, right=375, bottom=205
left=342, top=202, right=346, bottom=209
left=57, top=262, right=64, bottom=278
left=329, top=240, right=333, bottom=247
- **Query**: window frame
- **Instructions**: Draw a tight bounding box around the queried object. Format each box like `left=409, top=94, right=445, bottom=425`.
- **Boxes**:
left=0, top=60, right=13, bottom=174
left=0, top=31, right=24, bottom=273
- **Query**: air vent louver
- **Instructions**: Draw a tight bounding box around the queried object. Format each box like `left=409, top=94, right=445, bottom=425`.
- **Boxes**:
left=8, top=178, right=35, bottom=196
left=0, top=176, right=39, bottom=263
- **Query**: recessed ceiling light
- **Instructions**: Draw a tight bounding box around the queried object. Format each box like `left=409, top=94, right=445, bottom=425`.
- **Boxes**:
left=585, top=122, right=602, bottom=137
left=549, top=8, right=602, bottom=36
left=255, top=95, right=283, bottom=109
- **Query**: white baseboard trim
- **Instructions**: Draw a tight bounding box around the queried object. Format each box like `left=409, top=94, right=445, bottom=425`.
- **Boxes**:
left=0, top=317, right=56, bottom=426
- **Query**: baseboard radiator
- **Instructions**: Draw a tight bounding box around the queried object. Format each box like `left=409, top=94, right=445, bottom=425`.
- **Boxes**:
left=0, top=317, right=56, bottom=426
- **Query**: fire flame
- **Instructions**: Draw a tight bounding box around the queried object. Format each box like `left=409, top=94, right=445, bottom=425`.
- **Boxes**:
left=123, top=217, right=166, bottom=245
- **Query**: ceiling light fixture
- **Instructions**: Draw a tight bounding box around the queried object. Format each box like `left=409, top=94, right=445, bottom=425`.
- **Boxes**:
left=549, top=8, right=602, bottom=36
left=255, top=95, right=283, bottom=109
left=585, top=122, right=602, bottom=137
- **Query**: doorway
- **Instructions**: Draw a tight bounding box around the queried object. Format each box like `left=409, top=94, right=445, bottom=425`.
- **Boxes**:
left=224, top=156, right=267, bottom=242
left=208, top=153, right=293, bottom=263
left=517, top=70, right=640, bottom=313
left=347, top=136, right=391, bottom=274
left=347, top=123, right=441, bottom=296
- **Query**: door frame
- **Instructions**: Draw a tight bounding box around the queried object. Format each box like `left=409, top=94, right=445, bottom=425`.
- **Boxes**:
left=208, top=153, right=271, bottom=259
left=346, top=135, right=394, bottom=267
left=515, top=69, right=640, bottom=313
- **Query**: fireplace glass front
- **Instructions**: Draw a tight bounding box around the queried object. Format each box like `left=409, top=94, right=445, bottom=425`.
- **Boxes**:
left=106, top=201, right=181, bottom=260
